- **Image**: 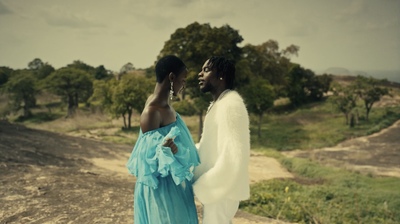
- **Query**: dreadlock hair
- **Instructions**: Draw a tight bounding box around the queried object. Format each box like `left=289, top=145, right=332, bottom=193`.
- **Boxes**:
left=155, top=55, right=186, bottom=83
left=206, top=56, right=236, bottom=89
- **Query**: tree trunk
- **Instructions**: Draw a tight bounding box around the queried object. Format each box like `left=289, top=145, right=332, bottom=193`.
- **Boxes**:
left=23, top=105, right=31, bottom=118
left=74, top=92, right=79, bottom=107
left=67, top=95, right=75, bottom=118
left=122, top=114, right=127, bottom=129
left=366, top=104, right=372, bottom=121
left=258, top=113, right=263, bottom=138
left=128, top=110, right=132, bottom=129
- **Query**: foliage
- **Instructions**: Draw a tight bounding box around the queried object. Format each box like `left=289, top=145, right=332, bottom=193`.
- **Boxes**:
left=251, top=98, right=400, bottom=150
left=159, top=22, right=244, bottom=134
left=0, top=66, right=13, bottom=86
left=94, top=65, right=113, bottom=80
left=44, top=67, right=93, bottom=117
left=241, top=40, right=299, bottom=97
left=241, top=157, right=400, bottom=223
left=110, top=74, right=153, bottom=129
left=354, top=75, right=390, bottom=121
left=329, top=82, right=358, bottom=125
left=172, top=100, right=197, bottom=116
left=119, top=62, right=135, bottom=75
left=27, top=58, right=55, bottom=80
left=241, top=78, right=275, bottom=137
left=3, top=69, right=38, bottom=118
left=286, top=65, right=331, bottom=107
left=67, top=60, right=112, bottom=80
left=90, top=79, right=117, bottom=111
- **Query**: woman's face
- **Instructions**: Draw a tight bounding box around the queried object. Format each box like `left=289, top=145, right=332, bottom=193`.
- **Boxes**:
left=173, top=68, right=187, bottom=96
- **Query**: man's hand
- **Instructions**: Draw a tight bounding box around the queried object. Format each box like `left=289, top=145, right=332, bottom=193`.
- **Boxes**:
left=163, top=138, right=178, bottom=154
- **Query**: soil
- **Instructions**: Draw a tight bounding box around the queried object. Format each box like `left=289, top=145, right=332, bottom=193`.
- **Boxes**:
left=1, top=118, right=399, bottom=223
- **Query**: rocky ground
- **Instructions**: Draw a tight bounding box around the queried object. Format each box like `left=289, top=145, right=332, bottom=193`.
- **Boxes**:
left=0, top=121, right=292, bottom=224
left=1, top=118, right=399, bottom=224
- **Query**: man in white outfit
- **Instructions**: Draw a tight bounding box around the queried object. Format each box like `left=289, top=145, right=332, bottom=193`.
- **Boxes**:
left=193, top=56, right=250, bottom=224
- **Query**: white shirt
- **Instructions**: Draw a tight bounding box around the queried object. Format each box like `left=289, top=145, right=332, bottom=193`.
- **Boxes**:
left=193, top=90, right=250, bottom=204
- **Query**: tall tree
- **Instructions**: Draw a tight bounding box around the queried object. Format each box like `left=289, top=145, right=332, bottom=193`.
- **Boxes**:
left=94, top=65, right=113, bottom=80
left=159, top=22, right=244, bottom=138
left=90, top=79, right=117, bottom=112
left=242, top=40, right=299, bottom=98
left=354, top=75, right=390, bottom=121
left=119, top=62, right=135, bottom=75
left=0, top=66, right=13, bottom=86
left=329, top=83, right=358, bottom=125
left=27, top=58, right=55, bottom=80
left=111, top=74, right=152, bottom=129
left=44, top=67, right=93, bottom=117
left=28, top=58, right=44, bottom=70
left=3, top=70, right=38, bottom=118
left=241, top=78, right=275, bottom=138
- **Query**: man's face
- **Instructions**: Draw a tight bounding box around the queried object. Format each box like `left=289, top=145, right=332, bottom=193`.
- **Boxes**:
left=198, top=60, right=218, bottom=93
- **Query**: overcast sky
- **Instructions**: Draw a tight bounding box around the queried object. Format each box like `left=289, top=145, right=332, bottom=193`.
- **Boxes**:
left=0, top=0, right=399, bottom=73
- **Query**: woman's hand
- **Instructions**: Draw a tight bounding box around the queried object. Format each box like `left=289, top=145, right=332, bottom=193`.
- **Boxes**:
left=163, top=138, right=178, bottom=154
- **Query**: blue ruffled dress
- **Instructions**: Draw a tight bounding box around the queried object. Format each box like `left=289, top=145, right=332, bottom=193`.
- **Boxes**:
left=126, top=113, right=200, bottom=224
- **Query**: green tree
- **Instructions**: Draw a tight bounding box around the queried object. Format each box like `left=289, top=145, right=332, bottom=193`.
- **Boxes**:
left=90, top=79, right=117, bottom=112
left=119, top=62, right=135, bottom=75
left=67, top=60, right=95, bottom=73
left=159, top=22, right=244, bottom=139
left=94, top=65, right=113, bottom=80
left=3, top=70, right=38, bottom=118
left=354, top=75, right=390, bottom=121
left=308, top=74, right=333, bottom=101
left=44, top=67, right=93, bottom=117
left=286, top=65, right=331, bottom=106
left=28, top=58, right=55, bottom=80
left=111, top=74, right=152, bottom=129
left=286, top=65, right=312, bottom=106
left=0, top=66, right=13, bottom=86
left=329, top=83, right=358, bottom=125
left=28, top=58, right=44, bottom=70
left=241, top=78, right=275, bottom=138
left=242, top=40, right=299, bottom=97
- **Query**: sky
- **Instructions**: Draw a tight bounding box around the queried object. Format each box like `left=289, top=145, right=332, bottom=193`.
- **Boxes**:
left=0, top=0, right=399, bottom=74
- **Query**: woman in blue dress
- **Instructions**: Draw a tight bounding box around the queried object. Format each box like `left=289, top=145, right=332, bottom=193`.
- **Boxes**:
left=126, top=55, right=200, bottom=224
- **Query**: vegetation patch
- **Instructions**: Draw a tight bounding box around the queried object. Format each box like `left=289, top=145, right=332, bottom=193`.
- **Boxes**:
left=241, top=157, right=400, bottom=224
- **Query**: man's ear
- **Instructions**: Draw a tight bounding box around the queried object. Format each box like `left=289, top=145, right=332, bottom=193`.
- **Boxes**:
left=168, top=72, right=175, bottom=82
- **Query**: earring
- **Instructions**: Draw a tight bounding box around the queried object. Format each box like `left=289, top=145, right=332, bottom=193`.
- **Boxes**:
left=169, top=81, right=174, bottom=100
left=220, top=77, right=223, bottom=80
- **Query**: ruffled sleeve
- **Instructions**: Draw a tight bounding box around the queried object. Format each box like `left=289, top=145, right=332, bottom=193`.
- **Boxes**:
left=126, top=126, right=198, bottom=189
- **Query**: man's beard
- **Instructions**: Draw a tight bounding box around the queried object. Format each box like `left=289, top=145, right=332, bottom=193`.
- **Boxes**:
left=200, top=82, right=213, bottom=93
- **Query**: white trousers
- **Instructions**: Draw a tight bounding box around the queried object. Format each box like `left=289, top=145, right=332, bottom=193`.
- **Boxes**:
left=202, top=199, right=239, bottom=224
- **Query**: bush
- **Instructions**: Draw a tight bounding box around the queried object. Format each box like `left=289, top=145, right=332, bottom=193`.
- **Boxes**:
left=172, top=100, right=196, bottom=116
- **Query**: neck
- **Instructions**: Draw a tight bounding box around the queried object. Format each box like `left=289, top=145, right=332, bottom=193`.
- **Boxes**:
left=211, top=88, right=230, bottom=101
left=153, top=83, right=170, bottom=105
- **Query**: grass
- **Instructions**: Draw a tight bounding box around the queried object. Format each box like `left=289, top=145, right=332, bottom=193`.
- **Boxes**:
left=251, top=99, right=400, bottom=151
left=240, top=155, right=400, bottom=223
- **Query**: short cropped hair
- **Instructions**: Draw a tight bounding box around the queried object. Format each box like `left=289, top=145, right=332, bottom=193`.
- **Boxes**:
left=155, top=55, right=186, bottom=83
left=206, top=56, right=235, bottom=89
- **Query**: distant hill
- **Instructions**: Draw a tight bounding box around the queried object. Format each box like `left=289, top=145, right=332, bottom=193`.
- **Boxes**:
left=317, top=67, right=400, bottom=84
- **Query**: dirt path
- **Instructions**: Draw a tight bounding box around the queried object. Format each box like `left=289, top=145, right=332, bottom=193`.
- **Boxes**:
left=0, top=121, right=293, bottom=224
left=90, top=150, right=293, bottom=224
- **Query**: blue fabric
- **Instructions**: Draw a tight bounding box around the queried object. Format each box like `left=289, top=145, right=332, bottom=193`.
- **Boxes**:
left=126, top=113, right=200, bottom=224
